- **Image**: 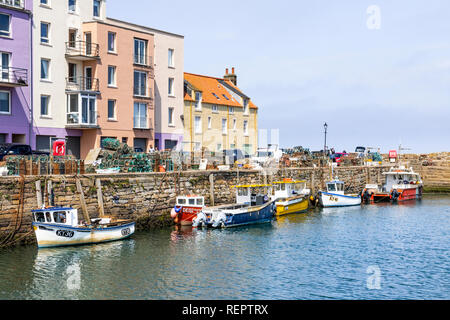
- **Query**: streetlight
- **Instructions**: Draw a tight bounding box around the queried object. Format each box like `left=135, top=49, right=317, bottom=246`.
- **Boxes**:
left=324, top=122, right=328, bottom=157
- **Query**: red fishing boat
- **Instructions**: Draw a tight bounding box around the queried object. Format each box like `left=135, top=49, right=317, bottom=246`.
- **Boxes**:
left=362, top=166, right=423, bottom=203
left=170, top=195, right=205, bottom=226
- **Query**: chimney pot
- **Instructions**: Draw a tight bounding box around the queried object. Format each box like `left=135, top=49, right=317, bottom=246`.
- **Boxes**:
left=226, top=68, right=229, bottom=75
left=232, top=67, right=235, bottom=74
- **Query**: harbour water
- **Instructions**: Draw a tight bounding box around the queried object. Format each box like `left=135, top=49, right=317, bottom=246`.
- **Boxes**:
left=0, top=195, right=448, bottom=300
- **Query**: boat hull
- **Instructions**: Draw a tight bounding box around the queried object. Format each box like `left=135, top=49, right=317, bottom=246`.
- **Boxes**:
left=319, top=192, right=361, bottom=207
left=275, top=196, right=309, bottom=216
left=364, top=186, right=423, bottom=204
left=32, top=222, right=135, bottom=248
left=207, top=201, right=275, bottom=228
left=172, top=206, right=203, bottom=226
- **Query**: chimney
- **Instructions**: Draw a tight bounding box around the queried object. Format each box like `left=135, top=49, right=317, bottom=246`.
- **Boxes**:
left=224, top=67, right=237, bottom=86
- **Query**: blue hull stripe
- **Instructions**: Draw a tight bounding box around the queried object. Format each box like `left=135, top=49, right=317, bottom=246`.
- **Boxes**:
left=322, top=192, right=360, bottom=199
left=32, top=222, right=135, bottom=232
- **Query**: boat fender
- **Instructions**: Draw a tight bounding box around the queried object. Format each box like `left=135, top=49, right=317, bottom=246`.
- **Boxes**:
left=170, top=207, right=180, bottom=219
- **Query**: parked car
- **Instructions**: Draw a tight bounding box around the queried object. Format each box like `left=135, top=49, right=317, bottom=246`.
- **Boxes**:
left=330, top=152, right=349, bottom=165
left=0, top=143, right=49, bottom=161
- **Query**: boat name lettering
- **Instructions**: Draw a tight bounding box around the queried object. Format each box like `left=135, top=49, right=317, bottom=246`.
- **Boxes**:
left=121, top=228, right=131, bottom=236
left=56, top=230, right=74, bottom=238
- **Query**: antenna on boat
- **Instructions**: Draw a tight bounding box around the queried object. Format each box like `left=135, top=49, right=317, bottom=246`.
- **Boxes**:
left=398, top=144, right=411, bottom=163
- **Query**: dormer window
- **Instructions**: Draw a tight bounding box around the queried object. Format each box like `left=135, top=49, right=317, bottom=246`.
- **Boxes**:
left=212, top=92, right=220, bottom=100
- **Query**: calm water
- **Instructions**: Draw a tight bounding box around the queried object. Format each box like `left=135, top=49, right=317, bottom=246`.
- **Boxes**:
left=0, top=195, right=448, bottom=300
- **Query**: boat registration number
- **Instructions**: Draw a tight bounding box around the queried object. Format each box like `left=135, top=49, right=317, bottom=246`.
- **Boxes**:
left=121, top=228, right=131, bottom=236
left=56, top=230, right=74, bottom=238
left=329, top=196, right=338, bottom=202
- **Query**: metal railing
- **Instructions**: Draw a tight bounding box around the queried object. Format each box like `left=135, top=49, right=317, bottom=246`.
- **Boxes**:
left=67, top=110, right=98, bottom=126
left=66, top=76, right=99, bottom=92
left=66, top=41, right=100, bottom=58
left=133, top=117, right=152, bottom=129
left=0, top=0, right=24, bottom=10
left=0, top=67, right=28, bottom=86
left=133, top=54, right=153, bottom=67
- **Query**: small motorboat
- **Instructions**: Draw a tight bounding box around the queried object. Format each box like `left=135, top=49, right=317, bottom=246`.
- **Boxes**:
left=318, top=180, right=361, bottom=207
left=193, top=184, right=275, bottom=228
left=271, top=179, right=310, bottom=216
left=31, top=207, right=135, bottom=248
left=170, top=195, right=205, bottom=226
left=362, top=166, right=423, bottom=203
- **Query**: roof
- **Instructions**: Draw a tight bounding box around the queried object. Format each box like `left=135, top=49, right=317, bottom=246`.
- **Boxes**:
left=184, top=72, right=258, bottom=109
left=32, top=207, right=74, bottom=213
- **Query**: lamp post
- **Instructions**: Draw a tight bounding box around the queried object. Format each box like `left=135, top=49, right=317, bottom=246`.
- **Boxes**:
left=324, top=122, right=328, bottom=158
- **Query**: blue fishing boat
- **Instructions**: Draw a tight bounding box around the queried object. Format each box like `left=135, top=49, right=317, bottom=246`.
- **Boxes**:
left=192, top=184, right=276, bottom=228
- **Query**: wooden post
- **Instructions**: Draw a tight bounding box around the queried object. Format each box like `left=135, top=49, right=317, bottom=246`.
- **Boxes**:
left=47, top=180, right=54, bottom=207
left=35, top=180, right=42, bottom=209
left=209, top=174, right=215, bottom=206
left=96, top=178, right=105, bottom=218
left=311, top=169, right=316, bottom=194
left=76, top=178, right=90, bottom=223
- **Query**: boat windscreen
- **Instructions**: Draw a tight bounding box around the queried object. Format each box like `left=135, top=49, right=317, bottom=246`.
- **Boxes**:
left=327, top=184, right=336, bottom=192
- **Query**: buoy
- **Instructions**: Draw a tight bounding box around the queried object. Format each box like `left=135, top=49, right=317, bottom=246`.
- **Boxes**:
left=170, top=208, right=178, bottom=219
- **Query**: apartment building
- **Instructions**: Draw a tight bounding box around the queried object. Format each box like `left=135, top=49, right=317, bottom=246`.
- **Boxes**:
left=183, top=69, right=258, bottom=155
left=0, top=0, right=32, bottom=145
left=32, top=0, right=107, bottom=158
left=106, top=18, right=184, bottom=151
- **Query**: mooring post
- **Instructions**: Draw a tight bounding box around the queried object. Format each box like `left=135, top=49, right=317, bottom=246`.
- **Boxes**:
left=35, top=180, right=42, bottom=208
left=47, top=180, right=54, bottom=207
left=209, top=173, right=215, bottom=206
left=96, top=178, right=105, bottom=218
left=311, top=169, right=316, bottom=195
left=76, top=178, right=90, bottom=223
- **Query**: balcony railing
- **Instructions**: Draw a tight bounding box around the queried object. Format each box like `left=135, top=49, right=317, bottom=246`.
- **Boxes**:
left=67, top=111, right=98, bottom=128
left=65, top=41, right=100, bottom=60
left=0, top=67, right=28, bottom=87
left=66, top=76, right=99, bottom=92
left=0, top=0, right=24, bottom=10
left=133, top=54, right=153, bottom=68
left=133, top=116, right=151, bottom=129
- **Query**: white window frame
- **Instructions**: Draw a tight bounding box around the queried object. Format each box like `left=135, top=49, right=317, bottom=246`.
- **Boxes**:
left=222, top=118, right=227, bottom=135
left=107, top=99, right=116, bottom=120
left=40, top=0, right=51, bottom=8
left=108, top=65, right=116, bottom=87
left=207, top=116, right=212, bottom=129
left=93, top=0, right=101, bottom=18
left=168, top=107, right=174, bottom=126
left=133, top=102, right=148, bottom=129
left=211, top=104, right=218, bottom=113
left=194, top=116, right=202, bottom=134
left=108, top=31, right=116, bottom=53
left=40, top=22, right=50, bottom=44
left=0, top=90, right=11, bottom=115
left=134, top=38, right=148, bottom=65
left=244, top=120, right=249, bottom=135
left=40, top=95, right=51, bottom=117
left=0, top=13, right=11, bottom=38
left=1, top=52, right=11, bottom=82
left=40, top=58, right=50, bottom=81
left=194, top=92, right=202, bottom=110
left=133, top=70, right=147, bottom=97
left=68, top=0, right=77, bottom=13
left=229, top=106, right=234, bottom=114
left=168, top=77, right=175, bottom=96
left=168, top=48, right=174, bottom=68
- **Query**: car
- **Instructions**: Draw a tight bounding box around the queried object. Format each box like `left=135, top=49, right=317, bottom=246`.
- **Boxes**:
left=0, top=143, right=49, bottom=161
left=330, top=152, right=349, bottom=165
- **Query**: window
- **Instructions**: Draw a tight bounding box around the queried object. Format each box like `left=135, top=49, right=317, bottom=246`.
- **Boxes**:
left=168, top=107, right=174, bottom=126
left=222, top=118, right=227, bottom=134
left=68, top=29, right=77, bottom=48
left=133, top=102, right=147, bottom=128
left=168, top=48, right=174, bottom=67
left=108, top=66, right=116, bottom=86
left=212, top=92, right=220, bottom=100
left=0, top=13, right=10, bottom=37
left=40, top=0, right=49, bottom=5
left=41, top=59, right=50, bottom=80
left=222, top=94, right=229, bottom=100
left=134, top=38, right=147, bottom=65
left=168, top=77, right=174, bottom=96
left=93, top=0, right=101, bottom=17
left=1, top=52, right=10, bottom=81
left=194, top=116, right=201, bottom=134
left=244, top=120, right=248, bottom=135
left=40, top=22, right=50, bottom=44
left=244, top=99, right=249, bottom=114
left=133, top=70, right=147, bottom=96
left=0, top=91, right=10, bottom=114
left=212, top=105, right=218, bottom=113
left=194, top=92, right=202, bottom=110
left=68, top=0, right=76, bottom=12
left=233, top=118, right=237, bottom=131
left=53, top=211, right=67, bottom=224
left=40, top=95, right=50, bottom=116
left=68, top=63, right=76, bottom=82
left=108, top=32, right=116, bottom=52
left=229, top=107, right=234, bottom=114
left=107, top=100, right=116, bottom=120
left=217, top=144, right=222, bottom=151
left=207, top=116, right=212, bottom=129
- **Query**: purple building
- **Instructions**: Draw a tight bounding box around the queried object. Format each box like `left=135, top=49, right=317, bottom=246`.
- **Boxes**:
left=0, top=0, right=32, bottom=146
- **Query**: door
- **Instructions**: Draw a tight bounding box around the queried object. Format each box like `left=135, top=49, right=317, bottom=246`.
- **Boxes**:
left=81, top=95, right=96, bottom=124
left=1, top=52, right=10, bottom=82
left=84, top=67, right=92, bottom=90
left=84, top=33, right=92, bottom=56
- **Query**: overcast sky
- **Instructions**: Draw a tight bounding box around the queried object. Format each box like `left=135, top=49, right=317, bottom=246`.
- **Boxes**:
left=108, top=0, right=450, bottom=153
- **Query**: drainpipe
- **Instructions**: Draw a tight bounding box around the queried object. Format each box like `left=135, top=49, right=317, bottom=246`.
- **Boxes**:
left=29, top=10, right=34, bottom=148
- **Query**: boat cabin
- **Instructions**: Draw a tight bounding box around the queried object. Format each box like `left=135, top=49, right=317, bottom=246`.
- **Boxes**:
left=176, top=195, right=204, bottom=208
left=273, top=179, right=308, bottom=199
left=383, top=167, right=422, bottom=191
left=233, top=184, right=272, bottom=206
left=326, top=181, right=345, bottom=195
left=32, top=208, right=78, bottom=227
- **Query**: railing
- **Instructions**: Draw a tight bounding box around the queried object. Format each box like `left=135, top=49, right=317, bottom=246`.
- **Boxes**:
left=67, top=110, right=98, bottom=126
left=0, top=0, right=24, bottom=10
left=0, top=67, right=28, bottom=86
left=66, top=41, right=100, bottom=58
left=66, top=76, right=99, bottom=92
left=133, top=86, right=153, bottom=99
left=133, top=54, right=153, bottom=68
left=133, top=117, right=151, bottom=129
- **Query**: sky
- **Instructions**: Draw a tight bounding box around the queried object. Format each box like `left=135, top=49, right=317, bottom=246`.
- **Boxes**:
left=108, top=0, right=450, bottom=154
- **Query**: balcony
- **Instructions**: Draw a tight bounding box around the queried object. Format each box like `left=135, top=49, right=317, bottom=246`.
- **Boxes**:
left=133, top=116, right=151, bottom=130
left=65, top=41, right=100, bottom=61
left=66, top=76, right=100, bottom=93
left=0, top=0, right=24, bottom=10
left=133, top=54, right=153, bottom=69
left=0, top=67, right=28, bottom=87
left=66, top=94, right=99, bottom=129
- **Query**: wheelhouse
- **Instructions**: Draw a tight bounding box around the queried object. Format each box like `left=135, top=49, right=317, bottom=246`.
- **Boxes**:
left=233, top=184, right=272, bottom=205
left=326, top=181, right=345, bottom=194
left=273, top=179, right=307, bottom=198
left=32, top=208, right=78, bottom=226
left=176, top=195, right=204, bottom=207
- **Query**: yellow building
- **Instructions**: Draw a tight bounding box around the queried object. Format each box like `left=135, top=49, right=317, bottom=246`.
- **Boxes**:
left=183, top=69, right=258, bottom=155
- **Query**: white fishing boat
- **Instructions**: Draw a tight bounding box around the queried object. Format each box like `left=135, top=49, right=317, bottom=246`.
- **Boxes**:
left=318, top=180, right=361, bottom=207
left=193, top=184, right=275, bottom=228
left=31, top=207, right=135, bottom=248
